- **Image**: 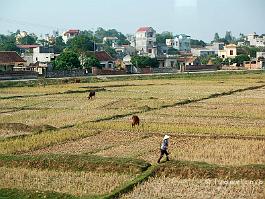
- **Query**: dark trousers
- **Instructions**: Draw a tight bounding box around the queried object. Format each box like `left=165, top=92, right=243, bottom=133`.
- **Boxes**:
left=157, top=149, right=169, bottom=163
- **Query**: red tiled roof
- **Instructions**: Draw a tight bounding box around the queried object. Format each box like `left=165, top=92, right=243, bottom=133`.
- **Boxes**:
left=95, top=51, right=114, bottom=61
left=17, top=45, right=40, bottom=49
left=177, top=56, right=197, bottom=63
left=137, top=27, right=151, bottom=32
left=65, top=29, right=80, bottom=34
left=0, top=51, right=26, bottom=63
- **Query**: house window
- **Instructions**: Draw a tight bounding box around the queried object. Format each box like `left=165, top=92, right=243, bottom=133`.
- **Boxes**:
left=149, top=41, right=152, bottom=45
left=230, top=50, right=233, bottom=55
left=222, top=55, right=225, bottom=58
left=148, top=49, right=152, bottom=53
left=170, top=61, right=174, bottom=67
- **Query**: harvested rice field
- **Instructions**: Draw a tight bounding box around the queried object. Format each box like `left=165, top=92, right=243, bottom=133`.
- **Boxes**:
left=0, top=72, right=265, bottom=198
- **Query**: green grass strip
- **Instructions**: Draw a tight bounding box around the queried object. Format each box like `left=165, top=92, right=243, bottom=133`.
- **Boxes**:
left=102, top=164, right=159, bottom=199
left=0, top=154, right=151, bottom=175
left=0, top=188, right=80, bottom=199
left=157, top=160, right=265, bottom=180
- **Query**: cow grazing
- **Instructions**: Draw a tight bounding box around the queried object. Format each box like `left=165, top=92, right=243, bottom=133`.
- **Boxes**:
left=88, top=91, right=96, bottom=99
left=131, top=115, right=140, bottom=127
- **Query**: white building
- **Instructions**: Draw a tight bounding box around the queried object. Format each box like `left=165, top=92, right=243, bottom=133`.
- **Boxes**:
left=206, top=42, right=224, bottom=52
left=114, top=45, right=136, bottom=56
left=173, top=34, right=191, bottom=52
left=247, top=32, right=265, bottom=47
left=33, top=46, right=55, bottom=63
left=135, top=27, right=157, bottom=58
left=103, top=37, right=118, bottom=47
left=191, top=48, right=216, bottom=57
left=166, top=39, right=174, bottom=47
left=218, top=44, right=237, bottom=59
left=62, top=29, right=80, bottom=43
left=257, top=52, right=265, bottom=59
left=157, top=55, right=178, bottom=68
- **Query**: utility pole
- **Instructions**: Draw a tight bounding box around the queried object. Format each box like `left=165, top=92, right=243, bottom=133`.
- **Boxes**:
left=93, top=29, right=96, bottom=55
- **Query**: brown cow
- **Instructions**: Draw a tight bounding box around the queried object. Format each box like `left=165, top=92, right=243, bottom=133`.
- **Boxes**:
left=131, top=115, right=140, bottom=127
left=88, top=91, right=96, bottom=99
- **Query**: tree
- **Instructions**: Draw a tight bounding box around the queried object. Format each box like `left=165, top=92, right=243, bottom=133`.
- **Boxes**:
left=67, top=34, right=94, bottom=55
left=95, top=27, right=129, bottom=45
left=156, top=31, right=173, bottom=44
left=0, top=34, right=19, bottom=52
left=83, top=56, right=101, bottom=72
left=53, top=51, right=81, bottom=70
left=231, top=54, right=250, bottom=66
left=222, top=58, right=231, bottom=65
left=212, top=57, right=223, bottom=65
left=54, top=36, right=66, bottom=53
left=214, top=33, right=220, bottom=42
left=103, top=45, right=117, bottom=58
left=18, top=35, right=37, bottom=45
left=199, top=56, right=210, bottom=65
left=131, top=56, right=159, bottom=68
left=167, top=47, right=179, bottom=55
left=237, top=46, right=260, bottom=58
left=225, top=31, right=233, bottom=43
left=190, top=39, right=206, bottom=48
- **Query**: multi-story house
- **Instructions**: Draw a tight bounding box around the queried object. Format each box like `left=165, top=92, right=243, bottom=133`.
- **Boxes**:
left=173, top=34, right=191, bottom=52
left=247, top=32, right=265, bottom=47
left=62, top=29, right=80, bottom=43
left=218, top=44, right=237, bottom=59
left=135, top=27, right=157, bottom=58
left=33, top=46, right=55, bottom=63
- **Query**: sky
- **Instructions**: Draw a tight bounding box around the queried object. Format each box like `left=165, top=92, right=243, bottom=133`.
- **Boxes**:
left=0, top=0, right=264, bottom=42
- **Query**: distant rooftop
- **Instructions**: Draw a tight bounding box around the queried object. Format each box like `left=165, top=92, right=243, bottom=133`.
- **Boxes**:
left=17, top=45, right=40, bottom=49
left=0, top=51, right=26, bottom=63
left=136, top=27, right=152, bottom=32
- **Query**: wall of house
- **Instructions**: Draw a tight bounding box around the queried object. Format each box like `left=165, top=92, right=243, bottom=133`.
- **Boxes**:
left=257, top=52, right=265, bottom=58
left=191, top=49, right=215, bottom=57
left=174, top=35, right=191, bottom=51
left=0, top=70, right=38, bottom=80
left=33, top=52, right=54, bottom=63
left=135, top=29, right=156, bottom=57
left=244, top=60, right=264, bottom=69
left=45, top=69, right=87, bottom=78
left=225, top=47, right=237, bottom=58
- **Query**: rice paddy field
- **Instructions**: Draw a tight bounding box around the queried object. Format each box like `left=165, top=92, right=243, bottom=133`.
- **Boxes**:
left=0, top=71, right=265, bottom=198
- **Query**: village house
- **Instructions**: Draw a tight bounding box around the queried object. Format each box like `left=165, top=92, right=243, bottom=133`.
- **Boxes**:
left=157, top=55, right=178, bottom=68
left=135, top=27, right=157, bottom=58
left=114, top=45, right=136, bottom=56
left=244, top=57, right=265, bottom=69
left=166, top=39, right=174, bottom=47
left=206, top=42, right=224, bottom=52
left=103, top=37, right=118, bottom=47
left=191, top=48, right=216, bottom=57
left=173, top=34, right=191, bottom=52
left=218, top=44, right=237, bottom=59
left=62, top=29, right=80, bottom=43
left=94, top=51, right=115, bottom=68
left=18, top=45, right=40, bottom=66
left=257, top=52, right=265, bottom=59
left=33, top=46, right=55, bottom=63
left=0, top=51, right=26, bottom=72
left=247, top=32, right=265, bottom=47
left=177, top=56, right=200, bottom=67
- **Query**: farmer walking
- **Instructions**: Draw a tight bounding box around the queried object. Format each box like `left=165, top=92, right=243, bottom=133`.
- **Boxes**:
left=157, top=135, right=170, bottom=163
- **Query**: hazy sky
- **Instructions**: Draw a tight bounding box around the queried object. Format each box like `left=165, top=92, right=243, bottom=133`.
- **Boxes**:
left=0, top=0, right=264, bottom=42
